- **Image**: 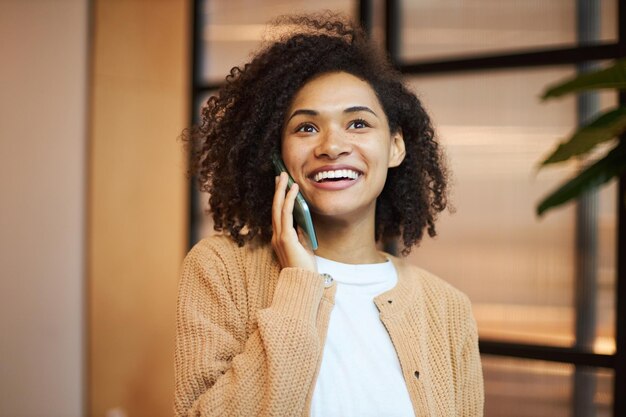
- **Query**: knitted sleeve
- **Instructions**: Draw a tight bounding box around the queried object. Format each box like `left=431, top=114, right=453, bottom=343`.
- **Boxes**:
left=174, top=242, right=325, bottom=417
left=455, top=304, right=484, bottom=416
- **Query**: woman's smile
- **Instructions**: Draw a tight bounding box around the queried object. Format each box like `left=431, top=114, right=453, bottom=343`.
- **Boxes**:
left=308, top=164, right=363, bottom=190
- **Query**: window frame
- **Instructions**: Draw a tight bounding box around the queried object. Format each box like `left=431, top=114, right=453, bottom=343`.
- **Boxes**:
left=188, top=1, right=626, bottom=414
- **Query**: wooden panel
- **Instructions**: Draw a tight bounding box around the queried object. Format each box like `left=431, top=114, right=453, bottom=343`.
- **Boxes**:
left=88, top=1, right=189, bottom=416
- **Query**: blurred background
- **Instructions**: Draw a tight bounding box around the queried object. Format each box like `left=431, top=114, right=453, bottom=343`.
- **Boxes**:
left=0, top=0, right=623, bottom=416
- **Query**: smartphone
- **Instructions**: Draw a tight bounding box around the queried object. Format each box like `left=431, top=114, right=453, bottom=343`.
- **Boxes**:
left=271, top=153, right=318, bottom=251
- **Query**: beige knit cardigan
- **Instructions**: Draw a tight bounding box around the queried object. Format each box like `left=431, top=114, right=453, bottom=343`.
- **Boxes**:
left=174, top=235, right=484, bottom=417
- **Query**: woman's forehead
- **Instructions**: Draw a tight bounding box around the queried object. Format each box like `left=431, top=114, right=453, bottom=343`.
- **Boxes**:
left=288, top=72, right=383, bottom=114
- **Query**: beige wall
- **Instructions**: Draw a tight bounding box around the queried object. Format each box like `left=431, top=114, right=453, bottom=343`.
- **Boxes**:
left=0, top=0, right=189, bottom=415
left=0, top=0, right=88, bottom=416
left=88, top=0, right=189, bottom=416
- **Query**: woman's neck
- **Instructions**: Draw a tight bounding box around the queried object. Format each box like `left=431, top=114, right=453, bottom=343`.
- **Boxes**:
left=311, top=213, right=386, bottom=265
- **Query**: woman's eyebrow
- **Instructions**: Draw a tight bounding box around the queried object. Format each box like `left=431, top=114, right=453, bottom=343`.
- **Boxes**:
left=287, top=106, right=378, bottom=123
left=344, top=106, right=378, bottom=118
left=286, top=109, right=318, bottom=122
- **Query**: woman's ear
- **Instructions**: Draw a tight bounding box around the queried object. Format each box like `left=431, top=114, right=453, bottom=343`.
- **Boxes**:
left=388, top=131, right=406, bottom=168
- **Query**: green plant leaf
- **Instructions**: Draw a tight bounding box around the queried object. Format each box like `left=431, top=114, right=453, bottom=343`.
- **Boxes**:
left=539, top=107, right=626, bottom=166
left=536, top=143, right=626, bottom=216
left=541, top=59, right=626, bottom=100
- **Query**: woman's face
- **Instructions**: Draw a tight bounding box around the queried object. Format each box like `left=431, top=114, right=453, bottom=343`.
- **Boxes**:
left=281, top=71, right=405, bottom=222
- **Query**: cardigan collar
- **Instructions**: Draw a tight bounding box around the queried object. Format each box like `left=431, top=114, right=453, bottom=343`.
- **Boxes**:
left=265, top=242, right=422, bottom=317
left=372, top=252, right=422, bottom=317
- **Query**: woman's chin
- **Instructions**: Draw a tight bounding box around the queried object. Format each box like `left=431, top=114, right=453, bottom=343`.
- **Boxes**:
left=310, top=204, right=374, bottom=225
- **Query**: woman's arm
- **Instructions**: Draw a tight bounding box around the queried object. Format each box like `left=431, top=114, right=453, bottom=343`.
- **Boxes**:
left=174, top=243, right=325, bottom=417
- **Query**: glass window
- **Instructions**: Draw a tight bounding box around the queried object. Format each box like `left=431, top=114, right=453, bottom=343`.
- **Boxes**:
left=483, top=356, right=613, bottom=417
left=190, top=3, right=623, bottom=416
left=399, top=0, right=617, bottom=62
left=406, top=68, right=617, bottom=353
left=201, top=0, right=356, bottom=84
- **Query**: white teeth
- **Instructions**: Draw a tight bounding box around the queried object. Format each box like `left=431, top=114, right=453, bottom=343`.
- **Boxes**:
left=313, top=169, right=360, bottom=182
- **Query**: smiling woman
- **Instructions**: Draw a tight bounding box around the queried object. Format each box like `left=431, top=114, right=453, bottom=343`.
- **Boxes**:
left=176, top=13, right=483, bottom=417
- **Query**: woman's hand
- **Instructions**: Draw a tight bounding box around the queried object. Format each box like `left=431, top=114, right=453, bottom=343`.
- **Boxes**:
left=271, top=172, right=317, bottom=272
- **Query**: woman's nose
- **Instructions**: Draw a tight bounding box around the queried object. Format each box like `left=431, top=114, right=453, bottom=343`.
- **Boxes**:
left=314, top=128, right=352, bottom=159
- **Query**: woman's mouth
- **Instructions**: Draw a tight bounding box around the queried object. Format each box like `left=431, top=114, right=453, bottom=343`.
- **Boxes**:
left=307, top=167, right=363, bottom=191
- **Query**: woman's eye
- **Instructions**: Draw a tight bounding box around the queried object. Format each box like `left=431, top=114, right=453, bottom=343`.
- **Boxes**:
left=348, top=119, right=370, bottom=129
left=295, top=123, right=317, bottom=133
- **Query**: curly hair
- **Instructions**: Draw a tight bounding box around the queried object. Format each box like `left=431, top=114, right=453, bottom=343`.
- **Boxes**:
left=185, top=13, right=448, bottom=255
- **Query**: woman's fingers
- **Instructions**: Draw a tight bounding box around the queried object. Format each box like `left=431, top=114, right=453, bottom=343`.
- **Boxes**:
left=270, top=172, right=316, bottom=271
left=281, top=180, right=299, bottom=237
left=273, top=171, right=298, bottom=241
left=272, top=172, right=288, bottom=237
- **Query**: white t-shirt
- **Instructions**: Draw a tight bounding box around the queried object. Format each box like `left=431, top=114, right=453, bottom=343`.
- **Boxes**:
left=310, top=256, right=415, bottom=417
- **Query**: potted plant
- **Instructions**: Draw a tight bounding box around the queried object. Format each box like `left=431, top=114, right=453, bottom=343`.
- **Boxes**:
left=536, top=59, right=626, bottom=216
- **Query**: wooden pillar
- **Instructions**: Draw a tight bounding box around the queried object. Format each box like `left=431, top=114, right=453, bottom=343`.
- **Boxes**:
left=88, top=1, right=189, bottom=415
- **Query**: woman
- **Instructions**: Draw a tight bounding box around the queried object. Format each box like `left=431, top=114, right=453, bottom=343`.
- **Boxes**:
left=176, top=14, right=483, bottom=417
